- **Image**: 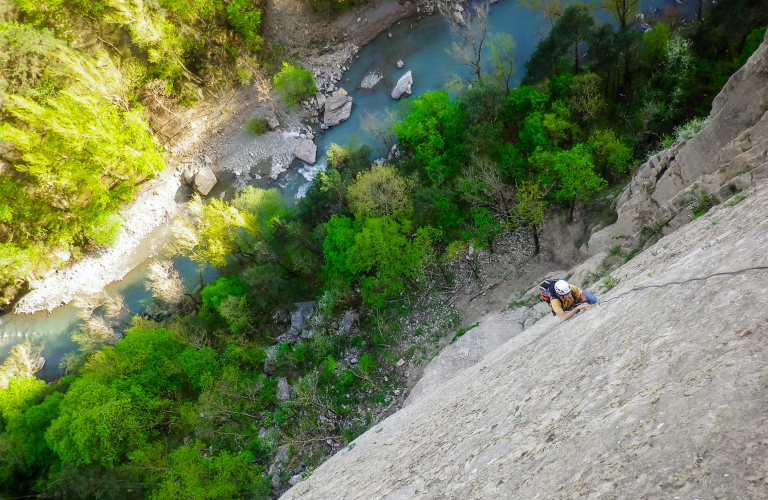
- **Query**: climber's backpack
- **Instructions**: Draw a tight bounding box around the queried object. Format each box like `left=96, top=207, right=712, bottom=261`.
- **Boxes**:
left=538, top=278, right=559, bottom=304
left=538, top=278, right=561, bottom=316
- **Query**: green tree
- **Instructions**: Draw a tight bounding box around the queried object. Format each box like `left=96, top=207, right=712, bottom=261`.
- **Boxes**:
left=201, top=275, right=246, bottom=319
left=586, top=129, right=633, bottom=178
left=225, top=0, right=263, bottom=51
left=567, top=73, right=605, bottom=127
left=322, top=215, right=357, bottom=284
left=519, top=112, right=548, bottom=154
left=551, top=144, right=606, bottom=221
left=0, top=375, right=53, bottom=492
left=513, top=181, right=547, bottom=254
left=45, top=327, right=218, bottom=468
left=603, top=0, right=639, bottom=29
left=394, top=90, right=466, bottom=186
left=642, top=23, right=671, bottom=68
left=149, top=444, right=271, bottom=500
left=0, top=22, right=65, bottom=103
left=171, top=195, right=255, bottom=268
left=739, top=26, right=767, bottom=66
left=347, top=166, right=413, bottom=217
left=504, top=85, right=549, bottom=130
left=273, top=62, right=317, bottom=106
left=464, top=207, right=502, bottom=253
left=0, top=92, right=163, bottom=245
left=347, top=217, right=432, bottom=306
left=550, top=5, right=594, bottom=74
left=487, top=33, right=516, bottom=91
left=104, top=0, right=194, bottom=82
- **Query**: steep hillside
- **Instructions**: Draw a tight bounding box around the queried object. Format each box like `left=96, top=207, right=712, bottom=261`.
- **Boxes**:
left=281, top=173, right=768, bottom=500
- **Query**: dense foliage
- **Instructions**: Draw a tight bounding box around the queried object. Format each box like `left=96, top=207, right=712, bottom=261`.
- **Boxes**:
left=1, top=0, right=766, bottom=498
left=0, top=0, right=269, bottom=307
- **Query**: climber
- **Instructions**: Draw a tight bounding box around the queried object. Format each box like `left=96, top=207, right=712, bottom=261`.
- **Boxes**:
left=548, top=279, right=597, bottom=322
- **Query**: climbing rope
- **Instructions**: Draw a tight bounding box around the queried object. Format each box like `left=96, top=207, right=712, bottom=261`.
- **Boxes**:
left=597, top=265, right=768, bottom=305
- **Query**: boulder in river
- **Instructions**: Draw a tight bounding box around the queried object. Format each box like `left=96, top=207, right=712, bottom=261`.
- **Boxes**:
left=295, top=140, right=317, bottom=165
left=194, top=166, right=217, bottom=195
left=391, top=71, right=413, bottom=100
left=323, top=89, right=353, bottom=127
left=397, top=60, right=404, bottom=68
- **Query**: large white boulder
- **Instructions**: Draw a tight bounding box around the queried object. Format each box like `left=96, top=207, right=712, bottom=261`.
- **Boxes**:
left=323, top=89, right=353, bottom=127
left=391, top=71, right=413, bottom=100
left=194, top=166, right=217, bottom=196
left=295, top=140, right=317, bottom=165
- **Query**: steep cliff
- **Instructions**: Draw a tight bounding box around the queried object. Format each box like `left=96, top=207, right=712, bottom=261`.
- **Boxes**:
left=281, top=166, right=768, bottom=500
left=279, top=37, right=768, bottom=500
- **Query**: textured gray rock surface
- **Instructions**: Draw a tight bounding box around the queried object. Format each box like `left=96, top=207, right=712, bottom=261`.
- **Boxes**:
left=568, top=251, right=608, bottom=288
left=291, top=301, right=317, bottom=329
left=323, top=89, right=353, bottom=127
left=277, top=377, right=292, bottom=401
left=391, top=71, right=413, bottom=99
left=340, top=310, right=359, bottom=334
left=587, top=32, right=768, bottom=255
left=295, top=140, right=317, bottom=165
left=404, top=314, right=523, bottom=407
left=281, top=177, right=768, bottom=500
left=194, top=165, right=217, bottom=195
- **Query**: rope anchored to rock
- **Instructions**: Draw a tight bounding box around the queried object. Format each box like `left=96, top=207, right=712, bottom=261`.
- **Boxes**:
left=597, top=265, right=768, bottom=305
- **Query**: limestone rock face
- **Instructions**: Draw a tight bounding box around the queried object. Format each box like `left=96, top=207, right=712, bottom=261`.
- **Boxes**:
left=568, top=251, right=608, bottom=287
left=405, top=313, right=523, bottom=407
left=295, top=140, right=317, bottom=165
left=281, top=176, right=768, bottom=500
left=194, top=166, right=217, bottom=196
left=586, top=31, right=768, bottom=255
left=391, top=71, right=413, bottom=100
left=323, top=89, right=353, bottom=127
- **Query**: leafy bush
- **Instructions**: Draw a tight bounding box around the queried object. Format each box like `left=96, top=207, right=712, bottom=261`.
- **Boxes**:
left=273, top=62, right=317, bottom=106
left=244, top=116, right=268, bottom=136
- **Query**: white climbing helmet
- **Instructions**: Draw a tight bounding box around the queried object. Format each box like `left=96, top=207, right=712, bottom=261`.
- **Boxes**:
left=554, top=280, right=571, bottom=296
